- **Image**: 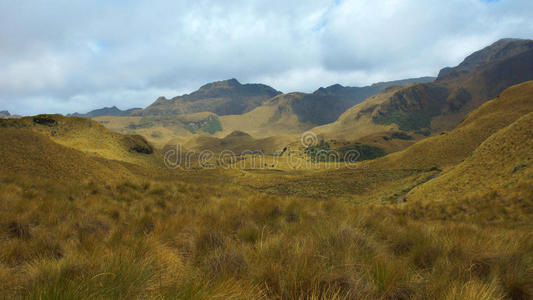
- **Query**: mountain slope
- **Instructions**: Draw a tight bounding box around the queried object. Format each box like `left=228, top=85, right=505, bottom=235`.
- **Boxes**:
left=437, top=38, right=533, bottom=79
left=218, top=77, right=435, bottom=138
left=291, top=76, right=435, bottom=126
left=315, top=39, right=533, bottom=141
left=218, top=93, right=315, bottom=138
left=167, top=130, right=294, bottom=156
left=366, top=80, right=533, bottom=170
left=312, top=87, right=407, bottom=140
left=95, top=77, right=434, bottom=144
left=0, top=115, right=160, bottom=167
left=143, top=79, right=281, bottom=116
left=408, top=111, right=533, bottom=202
left=94, top=112, right=223, bottom=148
left=0, top=128, right=144, bottom=183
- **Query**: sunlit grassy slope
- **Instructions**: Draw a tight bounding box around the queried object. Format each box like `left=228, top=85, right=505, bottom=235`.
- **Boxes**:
left=93, top=112, right=221, bottom=148
left=408, top=111, right=533, bottom=202
left=308, top=88, right=401, bottom=140
left=0, top=128, right=137, bottom=183
left=218, top=93, right=316, bottom=138
left=367, top=80, right=533, bottom=170
left=0, top=115, right=161, bottom=168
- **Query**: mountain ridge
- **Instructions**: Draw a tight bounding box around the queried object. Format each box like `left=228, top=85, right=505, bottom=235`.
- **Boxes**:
left=314, top=38, right=533, bottom=144
left=438, top=38, right=533, bottom=79
left=143, top=78, right=282, bottom=116
left=68, top=106, right=142, bottom=118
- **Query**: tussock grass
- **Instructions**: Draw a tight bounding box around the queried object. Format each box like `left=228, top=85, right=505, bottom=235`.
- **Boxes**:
left=0, top=174, right=531, bottom=299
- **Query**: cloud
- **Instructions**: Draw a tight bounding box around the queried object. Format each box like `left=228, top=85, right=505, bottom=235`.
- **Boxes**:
left=0, top=0, right=531, bottom=115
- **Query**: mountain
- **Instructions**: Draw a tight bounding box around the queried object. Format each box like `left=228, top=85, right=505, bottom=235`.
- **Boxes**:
left=366, top=80, right=533, bottom=170
left=314, top=38, right=533, bottom=142
left=2, top=60, right=532, bottom=300
left=143, top=78, right=281, bottom=116
left=294, top=76, right=435, bottom=125
left=0, top=111, right=22, bottom=119
left=94, top=77, right=434, bottom=145
left=0, top=111, right=10, bottom=118
left=93, top=112, right=223, bottom=148
left=437, top=38, right=533, bottom=79
left=68, top=106, right=142, bottom=118
left=216, top=77, right=434, bottom=138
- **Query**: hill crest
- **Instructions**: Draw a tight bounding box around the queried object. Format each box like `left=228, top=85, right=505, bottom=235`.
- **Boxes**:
left=438, top=38, right=533, bottom=79
left=143, top=79, right=281, bottom=116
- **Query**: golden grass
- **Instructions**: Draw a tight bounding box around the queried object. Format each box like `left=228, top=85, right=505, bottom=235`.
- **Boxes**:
left=0, top=128, right=139, bottom=183
left=408, top=112, right=533, bottom=202
left=0, top=115, right=162, bottom=168
left=0, top=173, right=531, bottom=299
left=218, top=93, right=315, bottom=138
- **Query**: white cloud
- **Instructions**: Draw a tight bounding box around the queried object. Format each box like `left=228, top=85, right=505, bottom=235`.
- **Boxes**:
left=0, top=0, right=532, bottom=115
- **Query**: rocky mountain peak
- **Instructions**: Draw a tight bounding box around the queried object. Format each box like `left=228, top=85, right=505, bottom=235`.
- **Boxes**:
left=438, top=38, right=533, bottom=79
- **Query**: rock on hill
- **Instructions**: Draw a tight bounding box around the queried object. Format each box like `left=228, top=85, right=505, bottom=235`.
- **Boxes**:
left=143, top=79, right=281, bottom=116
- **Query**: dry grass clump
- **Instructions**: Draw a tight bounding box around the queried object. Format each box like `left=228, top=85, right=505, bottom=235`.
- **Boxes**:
left=0, top=173, right=532, bottom=299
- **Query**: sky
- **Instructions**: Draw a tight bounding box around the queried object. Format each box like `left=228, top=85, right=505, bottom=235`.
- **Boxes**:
left=0, top=0, right=532, bottom=115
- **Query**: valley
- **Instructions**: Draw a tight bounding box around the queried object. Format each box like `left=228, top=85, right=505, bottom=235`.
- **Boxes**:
left=1, top=39, right=532, bottom=299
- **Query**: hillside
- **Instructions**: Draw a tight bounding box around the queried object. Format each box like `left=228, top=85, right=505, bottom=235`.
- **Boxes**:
left=213, top=77, right=434, bottom=137
left=94, top=77, right=434, bottom=145
left=218, top=93, right=315, bottom=138
left=437, top=38, right=533, bottom=79
left=1, top=81, right=532, bottom=300
left=366, top=80, right=533, bottom=170
left=314, top=38, right=533, bottom=143
left=289, top=76, right=435, bottom=126
left=0, top=128, right=139, bottom=183
left=166, top=130, right=295, bottom=157
left=0, top=115, right=160, bottom=167
left=408, top=111, right=533, bottom=202
left=94, top=112, right=223, bottom=148
left=143, top=79, right=281, bottom=116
